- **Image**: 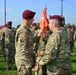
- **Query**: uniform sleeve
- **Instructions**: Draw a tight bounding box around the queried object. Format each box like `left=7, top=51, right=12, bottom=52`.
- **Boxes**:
left=17, top=30, right=28, bottom=49
left=33, top=29, right=40, bottom=43
left=39, top=34, right=61, bottom=66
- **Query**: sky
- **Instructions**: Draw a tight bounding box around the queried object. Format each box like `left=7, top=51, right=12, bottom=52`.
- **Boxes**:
left=0, top=0, right=76, bottom=27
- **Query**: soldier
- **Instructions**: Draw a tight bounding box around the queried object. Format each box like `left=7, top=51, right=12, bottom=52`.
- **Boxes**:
left=34, top=15, right=73, bottom=75
left=7, top=21, right=16, bottom=69
left=2, top=24, right=13, bottom=70
left=70, top=26, right=75, bottom=51
left=0, top=27, right=5, bottom=61
left=15, top=10, right=40, bottom=75
left=74, top=31, right=76, bottom=41
left=73, top=31, right=76, bottom=45
left=67, top=26, right=75, bottom=52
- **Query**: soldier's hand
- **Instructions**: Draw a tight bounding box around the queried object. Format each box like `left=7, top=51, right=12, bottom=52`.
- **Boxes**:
left=32, top=66, right=39, bottom=72
left=37, top=29, right=45, bottom=38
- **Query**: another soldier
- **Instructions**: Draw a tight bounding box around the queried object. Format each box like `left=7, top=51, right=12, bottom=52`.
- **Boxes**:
left=2, top=24, right=12, bottom=70
left=73, top=31, right=76, bottom=49
left=7, top=21, right=16, bottom=69
left=0, top=27, right=5, bottom=61
left=67, top=25, right=75, bottom=52
left=34, top=15, right=73, bottom=75
left=73, top=31, right=76, bottom=44
left=70, top=26, right=75, bottom=51
left=15, top=10, right=40, bottom=75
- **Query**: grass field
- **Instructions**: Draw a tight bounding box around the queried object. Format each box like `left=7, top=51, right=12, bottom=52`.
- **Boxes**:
left=0, top=45, right=76, bottom=75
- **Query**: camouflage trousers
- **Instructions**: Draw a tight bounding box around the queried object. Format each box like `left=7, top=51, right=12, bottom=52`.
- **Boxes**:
left=15, top=55, right=34, bottom=75
left=38, top=65, right=47, bottom=75
left=69, top=41, right=74, bottom=52
left=5, top=47, right=15, bottom=66
left=0, top=41, right=6, bottom=61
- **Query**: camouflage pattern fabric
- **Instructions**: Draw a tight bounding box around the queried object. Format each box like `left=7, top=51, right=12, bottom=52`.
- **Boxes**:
left=0, top=29, right=5, bottom=60
left=15, top=24, right=39, bottom=75
left=3, top=27, right=13, bottom=68
left=67, top=28, right=75, bottom=51
left=38, top=27, right=73, bottom=75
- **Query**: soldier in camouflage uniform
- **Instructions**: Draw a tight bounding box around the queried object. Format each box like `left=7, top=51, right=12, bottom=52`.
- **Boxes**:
left=2, top=24, right=12, bottom=70
left=70, top=26, right=75, bottom=51
left=15, top=10, right=40, bottom=75
left=0, top=27, right=5, bottom=61
left=73, top=31, right=76, bottom=50
left=67, top=26, right=75, bottom=52
left=73, top=31, right=76, bottom=42
left=7, top=21, right=16, bottom=69
left=35, top=15, right=73, bottom=75
left=2, top=22, right=15, bottom=70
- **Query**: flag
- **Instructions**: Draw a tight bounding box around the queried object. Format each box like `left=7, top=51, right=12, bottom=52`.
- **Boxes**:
left=40, top=8, right=49, bottom=35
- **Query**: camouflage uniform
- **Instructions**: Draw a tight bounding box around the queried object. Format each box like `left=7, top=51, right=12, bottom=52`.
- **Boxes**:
left=15, top=24, right=39, bottom=75
left=74, top=31, right=76, bottom=40
left=38, top=28, right=73, bottom=75
left=10, top=28, right=16, bottom=67
left=38, top=29, right=52, bottom=75
left=73, top=31, right=76, bottom=49
left=33, top=29, right=40, bottom=54
left=67, top=28, right=75, bottom=52
left=70, top=29, right=75, bottom=51
left=0, top=29, right=5, bottom=61
left=3, top=27, right=14, bottom=69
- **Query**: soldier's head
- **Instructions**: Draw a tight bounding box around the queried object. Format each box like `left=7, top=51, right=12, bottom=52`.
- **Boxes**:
left=22, top=10, right=36, bottom=27
left=67, top=26, right=71, bottom=31
left=71, top=26, right=75, bottom=30
left=49, top=15, right=62, bottom=32
left=7, top=21, right=12, bottom=29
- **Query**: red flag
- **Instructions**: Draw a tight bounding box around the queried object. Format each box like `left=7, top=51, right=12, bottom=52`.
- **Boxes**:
left=40, top=8, right=49, bottom=35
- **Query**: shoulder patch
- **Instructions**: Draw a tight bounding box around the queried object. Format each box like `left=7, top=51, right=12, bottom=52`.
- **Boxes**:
left=21, top=34, right=25, bottom=38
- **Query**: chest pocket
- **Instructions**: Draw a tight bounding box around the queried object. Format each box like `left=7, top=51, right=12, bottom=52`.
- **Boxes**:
left=27, top=32, right=33, bottom=46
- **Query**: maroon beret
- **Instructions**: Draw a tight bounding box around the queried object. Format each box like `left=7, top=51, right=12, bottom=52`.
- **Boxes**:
left=71, top=26, right=75, bottom=29
left=22, top=10, right=36, bottom=20
left=67, top=26, right=71, bottom=29
left=32, top=22, right=36, bottom=26
left=2, top=24, right=7, bottom=28
left=49, top=15, right=62, bottom=21
left=7, top=21, right=12, bottom=25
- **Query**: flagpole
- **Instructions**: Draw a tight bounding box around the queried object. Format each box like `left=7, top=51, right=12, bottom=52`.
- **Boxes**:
left=60, top=0, right=65, bottom=16
left=4, top=0, right=6, bottom=24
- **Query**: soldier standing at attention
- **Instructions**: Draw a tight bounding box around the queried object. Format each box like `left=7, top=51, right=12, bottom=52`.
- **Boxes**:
left=2, top=23, right=13, bottom=70
left=34, top=15, right=73, bottom=75
left=70, top=26, right=75, bottom=52
left=15, top=10, right=40, bottom=75
left=7, top=21, right=16, bottom=69
left=0, top=26, right=5, bottom=61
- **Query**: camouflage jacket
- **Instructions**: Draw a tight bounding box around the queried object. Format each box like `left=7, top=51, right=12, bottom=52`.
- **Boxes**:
left=38, top=28, right=73, bottom=75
